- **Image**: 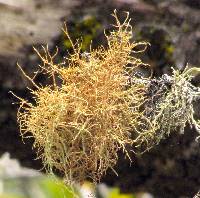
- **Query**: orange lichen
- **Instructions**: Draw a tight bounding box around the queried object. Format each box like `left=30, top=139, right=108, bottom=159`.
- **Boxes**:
left=13, top=11, right=153, bottom=184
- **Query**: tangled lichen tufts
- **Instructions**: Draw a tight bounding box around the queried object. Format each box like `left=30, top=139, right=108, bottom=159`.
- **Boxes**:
left=13, top=11, right=153, bottom=184
left=12, top=10, right=200, bottom=184
left=134, top=66, right=200, bottom=151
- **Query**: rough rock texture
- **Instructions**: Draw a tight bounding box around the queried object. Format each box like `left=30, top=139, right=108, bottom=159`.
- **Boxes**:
left=0, top=0, right=79, bottom=90
left=0, top=0, right=200, bottom=197
left=0, top=152, right=40, bottom=178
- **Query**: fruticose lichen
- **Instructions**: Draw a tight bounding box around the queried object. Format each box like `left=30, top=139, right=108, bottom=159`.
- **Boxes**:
left=12, top=10, right=200, bottom=185
left=13, top=11, right=154, bottom=184
left=134, top=66, right=200, bottom=151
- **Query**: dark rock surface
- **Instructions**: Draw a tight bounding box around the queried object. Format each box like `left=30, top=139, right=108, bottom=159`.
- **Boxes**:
left=0, top=0, right=200, bottom=197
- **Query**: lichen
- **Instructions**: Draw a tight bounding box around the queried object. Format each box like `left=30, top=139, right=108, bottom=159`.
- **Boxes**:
left=12, top=10, right=153, bottom=184
left=12, top=10, right=200, bottom=185
left=134, top=66, right=200, bottom=151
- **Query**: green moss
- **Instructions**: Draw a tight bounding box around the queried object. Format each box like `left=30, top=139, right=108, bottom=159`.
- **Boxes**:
left=182, top=22, right=190, bottom=33
left=62, top=16, right=101, bottom=51
left=167, top=45, right=174, bottom=54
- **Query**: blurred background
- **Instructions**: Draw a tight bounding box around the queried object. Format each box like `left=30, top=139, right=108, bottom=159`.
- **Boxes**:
left=0, top=0, right=200, bottom=197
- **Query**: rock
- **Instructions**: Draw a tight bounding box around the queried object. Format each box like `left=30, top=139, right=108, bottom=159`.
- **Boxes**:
left=0, top=0, right=79, bottom=89
left=0, top=0, right=78, bottom=57
left=0, top=152, right=40, bottom=178
left=183, top=0, right=200, bottom=9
